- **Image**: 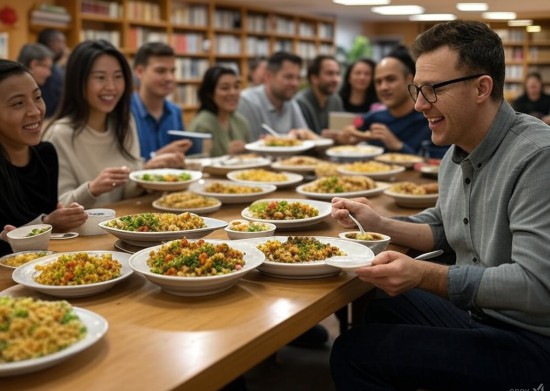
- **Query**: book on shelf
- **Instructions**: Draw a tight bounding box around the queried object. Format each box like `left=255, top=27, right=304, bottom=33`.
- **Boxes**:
left=30, top=4, right=71, bottom=27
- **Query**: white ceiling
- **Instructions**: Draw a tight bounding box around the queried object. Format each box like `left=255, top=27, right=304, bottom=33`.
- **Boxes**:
left=214, top=0, right=550, bottom=22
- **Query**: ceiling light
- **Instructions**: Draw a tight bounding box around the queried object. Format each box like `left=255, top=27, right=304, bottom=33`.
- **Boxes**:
left=371, top=5, right=425, bottom=15
left=332, top=0, right=390, bottom=4
left=409, top=14, right=457, bottom=21
left=508, top=19, right=533, bottom=27
left=527, top=25, right=541, bottom=33
left=482, top=12, right=517, bottom=20
left=456, top=3, right=488, bottom=11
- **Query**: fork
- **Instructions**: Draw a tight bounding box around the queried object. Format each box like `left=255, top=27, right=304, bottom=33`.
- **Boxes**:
left=347, top=213, right=366, bottom=234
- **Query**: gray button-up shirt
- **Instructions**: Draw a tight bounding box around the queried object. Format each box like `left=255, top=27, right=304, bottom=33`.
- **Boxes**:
left=404, top=101, right=550, bottom=337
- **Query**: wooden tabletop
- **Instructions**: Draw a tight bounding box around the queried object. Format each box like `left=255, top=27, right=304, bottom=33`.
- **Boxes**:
left=0, top=167, right=434, bottom=391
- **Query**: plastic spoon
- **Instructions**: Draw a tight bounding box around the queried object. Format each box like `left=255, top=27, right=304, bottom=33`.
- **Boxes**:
left=414, top=250, right=444, bottom=260
left=261, top=123, right=283, bottom=138
left=347, top=213, right=365, bottom=235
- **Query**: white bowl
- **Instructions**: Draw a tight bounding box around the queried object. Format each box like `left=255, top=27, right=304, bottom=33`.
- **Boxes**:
left=7, top=224, right=52, bottom=252
left=75, top=208, right=116, bottom=236
left=224, top=220, right=276, bottom=240
left=128, top=240, right=265, bottom=296
left=338, top=231, right=390, bottom=255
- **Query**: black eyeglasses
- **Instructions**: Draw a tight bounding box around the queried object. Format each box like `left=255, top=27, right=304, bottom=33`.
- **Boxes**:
left=408, top=74, right=485, bottom=103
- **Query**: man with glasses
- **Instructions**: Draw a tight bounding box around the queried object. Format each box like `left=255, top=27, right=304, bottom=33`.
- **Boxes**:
left=331, top=20, right=550, bottom=389
left=340, top=46, right=447, bottom=158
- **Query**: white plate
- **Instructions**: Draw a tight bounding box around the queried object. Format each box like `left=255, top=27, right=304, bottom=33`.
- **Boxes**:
left=419, top=164, right=440, bottom=178
left=337, top=164, right=406, bottom=180
left=312, top=138, right=334, bottom=148
left=129, top=169, right=202, bottom=191
left=245, top=140, right=316, bottom=156
left=11, top=251, right=133, bottom=298
left=384, top=189, right=438, bottom=208
left=99, top=215, right=228, bottom=247
left=238, top=236, right=373, bottom=279
left=152, top=194, right=222, bottom=214
left=227, top=170, right=303, bottom=188
left=324, top=256, right=375, bottom=272
left=271, top=157, right=321, bottom=173
left=325, top=145, right=385, bottom=160
left=296, top=181, right=390, bottom=200
left=188, top=180, right=277, bottom=204
left=202, top=156, right=272, bottom=176
left=374, top=153, right=424, bottom=168
left=0, top=250, right=54, bottom=270
left=0, top=307, right=108, bottom=377
left=129, top=240, right=265, bottom=296
left=241, top=199, right=331, bottom=229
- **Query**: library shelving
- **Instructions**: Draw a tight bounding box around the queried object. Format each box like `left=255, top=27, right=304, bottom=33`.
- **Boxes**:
left=50, top=0, right=335, bottom=117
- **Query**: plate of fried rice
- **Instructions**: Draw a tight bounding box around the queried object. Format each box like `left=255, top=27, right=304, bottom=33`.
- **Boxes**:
left=11, top=251, right=133, bottom=298
left=237, top=236, right=373, bottom=279
left=129, top=169, right=202, bottom=191
left=128, top=238, right=265, bottom=296
left=0, top=297, right=107, bottom=376
left=99, top=212, right=228, bottom=246
left=295, top=176, right=390, bottom=200
left=241, top=199, right=331, bottom=229
left=189, top=180, right=277, bottom=204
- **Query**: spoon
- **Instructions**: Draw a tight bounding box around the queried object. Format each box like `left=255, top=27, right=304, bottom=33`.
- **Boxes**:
left=347, top=213, right=365, bottom=234
left=414, top=249, right=444, bottom=260
left=261, top=123, right=283, bottom=138
left=50, top=232, right=79, bottom=240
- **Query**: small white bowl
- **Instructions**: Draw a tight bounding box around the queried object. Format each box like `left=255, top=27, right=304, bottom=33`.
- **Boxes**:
left=338, top=231, right=390, bottom=255
left=224, top=219, right=276, bottom=240
left=7, top=224, right=52, bottom=252
left=75, top=209, right=116, bottom=236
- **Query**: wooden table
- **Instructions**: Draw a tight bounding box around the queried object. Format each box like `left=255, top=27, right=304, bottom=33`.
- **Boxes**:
left=0, top=169, right=433, bottom=391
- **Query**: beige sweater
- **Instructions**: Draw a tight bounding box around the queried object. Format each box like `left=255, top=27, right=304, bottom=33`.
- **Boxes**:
left=43, top=117, right=145, bottom=208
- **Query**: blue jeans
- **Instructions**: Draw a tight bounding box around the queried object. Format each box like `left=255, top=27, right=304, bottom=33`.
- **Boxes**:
left=330, top=289, right=550, bottom=391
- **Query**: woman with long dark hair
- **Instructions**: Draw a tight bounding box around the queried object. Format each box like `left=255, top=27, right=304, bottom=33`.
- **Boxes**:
left=339, top=58, right=379, bottom=114
left=0, top=59, right=86, bottom=255
left=43, top=40, right=183, bottom=208
left=187, top=65, right=252, bottom=156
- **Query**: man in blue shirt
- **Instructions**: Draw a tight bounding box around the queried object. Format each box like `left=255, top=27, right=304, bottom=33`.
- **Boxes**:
left=131, top=42, right=197, bottom=160
left=341, top=47, right=448, bottom=158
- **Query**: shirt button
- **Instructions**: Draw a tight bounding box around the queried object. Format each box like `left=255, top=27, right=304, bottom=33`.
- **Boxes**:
left=472, top=257, right=478, bottom=263
left=463, top=218, right=469, bottom=224
left=465, top=178, right=471, bottom=184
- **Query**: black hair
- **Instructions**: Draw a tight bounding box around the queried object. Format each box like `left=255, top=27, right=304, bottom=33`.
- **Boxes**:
left=134, top=41, right=175, bottom=68
left=339, top=58, right=378, bottom=110
left=37, top=28, right=64, bottom=48
left=411, top=20, right=504, bottom=101
left=197, top=65, right=238, bottom=114
left=267, top=51, right=303, bottom=73
left=44, top=40, right=135, bottom=160
left=386, top=45, right=416, bottom=76
left=306, top=54, right=338, bottom=82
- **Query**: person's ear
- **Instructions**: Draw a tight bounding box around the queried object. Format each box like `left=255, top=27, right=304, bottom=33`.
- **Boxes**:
left=476, top=75, right=493, bottom=103
left=134, top=65, right=144, bottom=78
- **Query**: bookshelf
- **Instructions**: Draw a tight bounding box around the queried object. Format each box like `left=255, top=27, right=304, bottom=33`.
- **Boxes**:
left=493, top=22, right=550, bottom=101
left=47, top=0, right=335, bottom=116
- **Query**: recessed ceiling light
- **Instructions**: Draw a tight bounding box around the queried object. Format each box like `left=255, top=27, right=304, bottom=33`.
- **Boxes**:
left=508, top=19, right=533, bottom=27
left=409, top=14, right=457, bottom=21
left=456, top=3, right=488, bottom=11
left=371, top=5, right=425, bottom=15
left=332, top=0, right=390, bottom=4
left=482, top=12, right=517, bottom=20
left=527, top=25, right=541, bottom=33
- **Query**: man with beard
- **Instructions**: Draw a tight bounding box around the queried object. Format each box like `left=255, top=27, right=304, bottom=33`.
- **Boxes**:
left=296, top=55, right=343, bottom=134
left=237, top=51, right=312, bottom=140
left=343, top=46, right=446, bottom=157
left=131, top=42, right=195, bottom=160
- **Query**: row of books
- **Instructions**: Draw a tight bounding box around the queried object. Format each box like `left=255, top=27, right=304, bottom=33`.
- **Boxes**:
left=214, top=35, right=241, bottom=55
left=127, top=27, right=168, bottom=50
left=172, top=4, right=208, bottom=26
left=172, top=33, right=207, bottom=55
left=80, top=30, right=121, bottom=47
left=81, top=0, right=121, bottom=18
left=30, top=4, right=71, bottom=27
left=127, top=1, right=161, bottom=22
left=174, top=58, right=210, bottom=80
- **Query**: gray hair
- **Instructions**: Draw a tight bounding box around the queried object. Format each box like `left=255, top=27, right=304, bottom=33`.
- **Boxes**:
left=17, top=43, right=54, bottom=68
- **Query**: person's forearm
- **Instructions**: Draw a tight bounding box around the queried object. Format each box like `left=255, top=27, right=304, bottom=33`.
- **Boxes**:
left=418, top=261, right=449, bottom=298
left=377, top=216, right=435, bottom=251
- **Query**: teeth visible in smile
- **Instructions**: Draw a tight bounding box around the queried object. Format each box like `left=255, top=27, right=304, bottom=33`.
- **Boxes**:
left=23, top=122, right=40, bottom=130
left=100, top=95, right=115, bottom=102
left=427, top=117, right=443, bottom=124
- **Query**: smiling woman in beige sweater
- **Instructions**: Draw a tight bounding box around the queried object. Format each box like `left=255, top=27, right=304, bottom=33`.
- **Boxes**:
left=43, top=40, right=184, bottom=208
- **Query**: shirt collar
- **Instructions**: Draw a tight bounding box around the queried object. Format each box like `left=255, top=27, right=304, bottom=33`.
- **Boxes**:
left=132, top=91, right=173, bottom=121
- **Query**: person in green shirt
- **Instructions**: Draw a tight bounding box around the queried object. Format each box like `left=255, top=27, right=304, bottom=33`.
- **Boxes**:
left=188, top=66, right=252, bottom=157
